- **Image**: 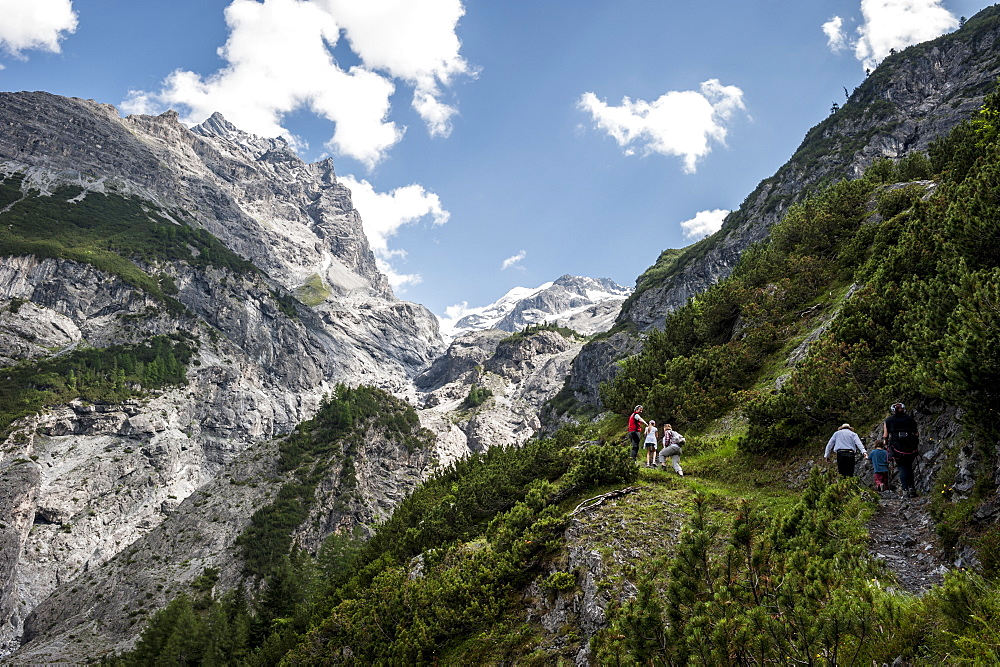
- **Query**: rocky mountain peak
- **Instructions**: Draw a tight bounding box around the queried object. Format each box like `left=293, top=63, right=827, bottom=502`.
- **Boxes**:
left=191, top=111, right=290, bottom=161
left=446, top=275, right=631, bottom=339
left=0, top=90, right=447, bottom=653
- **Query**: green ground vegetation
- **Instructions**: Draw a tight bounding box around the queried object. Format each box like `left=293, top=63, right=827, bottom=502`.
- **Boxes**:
left=499, top=321, right=580, bottom=345
left=594, top=469, right=1000, bottom=665
left=461, top=383, right=493, bottom=409
left=0, top=333, right=194, bottom=436
left=0, top=175, right=257, bottom=310
left=292, top=273, right=331, bottom=307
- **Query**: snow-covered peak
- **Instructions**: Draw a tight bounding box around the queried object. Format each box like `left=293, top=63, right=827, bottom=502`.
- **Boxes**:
left=439, top=275, right=632, bottom=340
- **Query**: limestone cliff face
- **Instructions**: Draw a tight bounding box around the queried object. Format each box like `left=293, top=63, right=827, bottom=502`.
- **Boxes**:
left=10, top=420, right=433, bottom=664
left=560, top=9, right=1000, bottom=414
left=418, top=329, right=584, bottom=462
left=0, top=91, right=445, bottom=653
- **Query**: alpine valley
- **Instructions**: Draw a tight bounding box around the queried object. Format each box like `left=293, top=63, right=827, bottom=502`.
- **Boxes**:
left=2, top=7, right=1000, bottom=665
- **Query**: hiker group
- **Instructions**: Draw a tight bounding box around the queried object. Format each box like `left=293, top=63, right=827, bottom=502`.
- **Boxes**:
left=824, top=402, right=921, bottom=497
left=628, top=405, right=684, bottom=476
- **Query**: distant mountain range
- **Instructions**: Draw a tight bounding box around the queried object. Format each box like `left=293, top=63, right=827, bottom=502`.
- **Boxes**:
left=442, top=274, right=631, bottom=339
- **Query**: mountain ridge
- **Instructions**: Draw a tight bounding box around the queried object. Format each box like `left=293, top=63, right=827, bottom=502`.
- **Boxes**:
left=444, top=274, right=631, bottom=339
left=553, top=6, right=1000, bottom=415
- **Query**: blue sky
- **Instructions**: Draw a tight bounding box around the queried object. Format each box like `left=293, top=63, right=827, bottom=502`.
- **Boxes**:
left=0, top=0, right=990, bottom=328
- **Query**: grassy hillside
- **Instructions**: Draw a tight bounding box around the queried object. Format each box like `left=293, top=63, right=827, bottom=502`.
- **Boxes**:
left=0, top=174, right=258, bottom=312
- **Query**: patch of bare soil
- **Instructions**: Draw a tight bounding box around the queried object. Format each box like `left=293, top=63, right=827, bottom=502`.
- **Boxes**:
left=867, top=491, right=949, bottom=594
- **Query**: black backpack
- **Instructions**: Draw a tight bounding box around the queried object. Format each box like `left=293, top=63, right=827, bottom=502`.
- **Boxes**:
left=886, top=414, right=919, bottom=457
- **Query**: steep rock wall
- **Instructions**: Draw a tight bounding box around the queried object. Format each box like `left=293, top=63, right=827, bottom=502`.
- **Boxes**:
left=0, top=91, right=445, bottom=653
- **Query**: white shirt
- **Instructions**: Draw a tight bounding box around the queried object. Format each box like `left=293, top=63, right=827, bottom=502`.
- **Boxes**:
left=824, top=429, right=866, bottom=458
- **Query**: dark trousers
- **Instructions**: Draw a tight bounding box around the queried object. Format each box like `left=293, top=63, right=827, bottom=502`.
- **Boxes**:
left=836, top=450, right=857, bottom=476
left=896, top=455, right=916, bottom=491
left=629, top=431, right=641, bottom=460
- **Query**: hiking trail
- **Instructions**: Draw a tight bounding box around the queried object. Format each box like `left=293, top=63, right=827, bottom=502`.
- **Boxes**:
left=867, top=492, right=949, bottom=594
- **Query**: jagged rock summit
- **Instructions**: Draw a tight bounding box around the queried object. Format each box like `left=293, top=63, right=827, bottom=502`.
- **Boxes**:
left=445, top=274, right=631, bottom=339
left=0, top=91, right=446, bottom=654
left=0, top=92, right=606, bottom=661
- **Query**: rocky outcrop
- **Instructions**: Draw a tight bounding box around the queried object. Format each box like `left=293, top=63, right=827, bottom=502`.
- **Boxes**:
left=560, top=332, right=645, bottom=417
left=520, top=484, right=687, bottom=665
left=419, top=329, right=584, bottom=461
left=416, top=329, right=508, bottom=392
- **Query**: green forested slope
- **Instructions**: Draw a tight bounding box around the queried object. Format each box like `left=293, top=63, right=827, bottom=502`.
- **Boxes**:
left=620, top=5, right=1000, bottom=309
left=603, top=94, right=999, bottom=454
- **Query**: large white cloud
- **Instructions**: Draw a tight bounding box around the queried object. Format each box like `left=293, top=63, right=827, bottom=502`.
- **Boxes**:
left=0, top=0, right=77, bottom=58
left=339, top=175, right=449, bottom=289
left=824, top=1, right=959, bottom=71
left=680, top=209, right=729, bottom=240
left=579, top=79, right=746, bottom=173
left=123, top=0, right=471, bottom=166
left=322, top=0, right=473, bottom=137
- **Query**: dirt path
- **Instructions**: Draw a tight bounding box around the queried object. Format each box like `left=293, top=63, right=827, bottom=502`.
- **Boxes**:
left=867, top=491, right=949, bottom=594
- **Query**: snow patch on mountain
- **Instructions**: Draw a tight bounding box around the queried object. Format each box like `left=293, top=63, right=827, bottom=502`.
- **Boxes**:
left=439, top=275, right=631, bottom=340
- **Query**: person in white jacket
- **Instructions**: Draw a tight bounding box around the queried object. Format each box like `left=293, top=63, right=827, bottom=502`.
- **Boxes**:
left=824, top=423, right=868, bottom=477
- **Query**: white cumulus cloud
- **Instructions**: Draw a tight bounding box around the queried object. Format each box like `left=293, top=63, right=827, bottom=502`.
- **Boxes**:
left=578, top=79, right=746, bottom=173
left=339, top=175, right=449, bottom=290
left=825, top=0, right=959, bottom=71
left=680, top=209, right=729, bottom=240
left=501, top=250, right=527, bottom=271
left=322, top=0, right=473, bottom=137
left=823, top=16, right=847, bottom=51
left=122, top=0, right=472, bottom=167
left=0, top=0, right=78, bottom=58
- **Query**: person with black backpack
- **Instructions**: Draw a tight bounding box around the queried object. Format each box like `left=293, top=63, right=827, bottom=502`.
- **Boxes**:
left=883, top=402, right=920, bottom=498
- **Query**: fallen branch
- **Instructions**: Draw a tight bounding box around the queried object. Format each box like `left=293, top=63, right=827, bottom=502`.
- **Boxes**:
left=568, top=486, right=640, bottom=517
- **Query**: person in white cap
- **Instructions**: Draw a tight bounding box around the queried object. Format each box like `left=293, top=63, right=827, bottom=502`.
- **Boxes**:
left=824, top=423, right=868, bottom=477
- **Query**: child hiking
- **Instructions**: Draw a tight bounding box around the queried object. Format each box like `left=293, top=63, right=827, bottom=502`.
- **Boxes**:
left=643, top=420, right=659, bottom=468
left=870, top=440, right=890, bottom=492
